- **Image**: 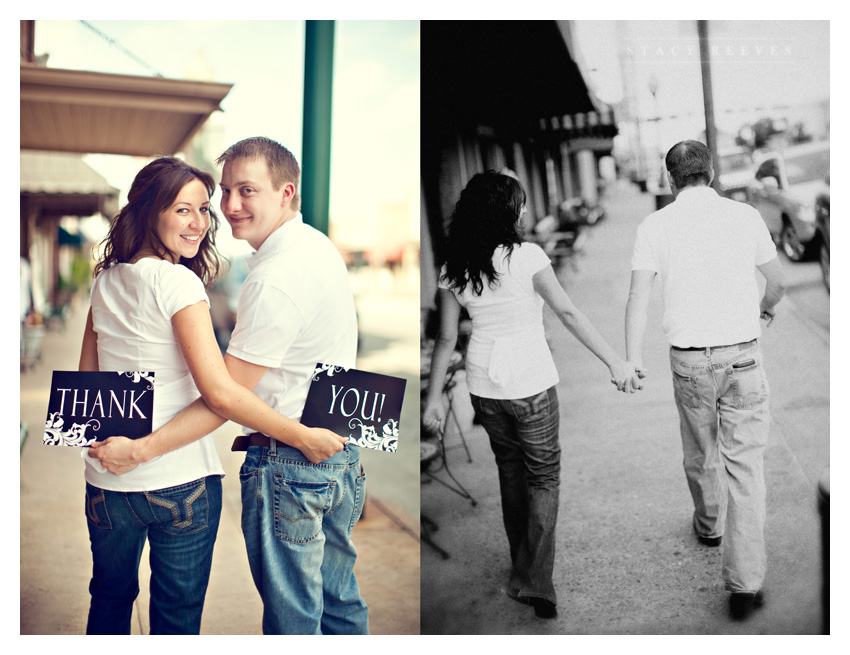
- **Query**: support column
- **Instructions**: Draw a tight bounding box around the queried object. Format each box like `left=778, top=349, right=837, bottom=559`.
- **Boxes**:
left=301, top=20, right=334, bottom=235
left=576, top=149, right=598, bottom=205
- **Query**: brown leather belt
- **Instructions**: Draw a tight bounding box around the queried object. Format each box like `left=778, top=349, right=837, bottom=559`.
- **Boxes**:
left=231, top=432, right=272, bottom=452
left=672, top=338, right=756, bottom=352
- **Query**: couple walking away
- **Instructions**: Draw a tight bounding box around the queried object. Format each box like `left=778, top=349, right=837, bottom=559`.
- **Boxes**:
left=424, top=140, right=786, bottom=623
left=79, top=137, right=368, bottom=635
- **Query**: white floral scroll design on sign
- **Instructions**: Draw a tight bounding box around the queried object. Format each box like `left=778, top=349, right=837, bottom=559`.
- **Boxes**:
left=312, top=364, right=349, bottom=381
left=119, top=371, right=155, bottom=389
left=348, top=418, right=398, bottom=453
left=43, top=412, right=100, bottom=446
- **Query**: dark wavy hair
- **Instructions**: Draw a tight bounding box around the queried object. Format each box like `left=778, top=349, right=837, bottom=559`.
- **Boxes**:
left=441, top=171, right=526, bottom=296
left=94, top=157, right=222, bottom=287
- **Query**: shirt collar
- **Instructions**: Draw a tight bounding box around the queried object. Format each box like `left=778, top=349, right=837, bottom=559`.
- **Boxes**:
left=675, top=185, right=718, bottom=204
left=247, top=213, right=303, bottom=269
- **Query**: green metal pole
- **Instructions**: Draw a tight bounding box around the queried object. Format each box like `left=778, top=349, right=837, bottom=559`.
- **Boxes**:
left=301, top=20, right=335, bottom=235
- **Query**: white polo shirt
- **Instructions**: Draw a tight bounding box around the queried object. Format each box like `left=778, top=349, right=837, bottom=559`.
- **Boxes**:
left=227, top=215, right=358, bottom=427
left=631, top=186, right=777, bottom=348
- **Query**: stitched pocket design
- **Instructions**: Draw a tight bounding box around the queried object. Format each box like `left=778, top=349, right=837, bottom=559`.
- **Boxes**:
left=85, top=484, right=112, bottom=530
left=273, top=474, right=335, bottom=544
left=729, top=358, right=768, bottom=408
left=146, top=478, right=209, bottom=534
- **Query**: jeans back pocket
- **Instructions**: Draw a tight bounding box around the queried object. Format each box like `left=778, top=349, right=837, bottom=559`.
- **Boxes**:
left=273, top=474, right=335, bottom=544
left=85, top=483, right=112, bottom=530
left=145, top=478, right=211, bottom=535
left=729, top=358, right=768, bottom=408
left=671, top=369, right=701, bottom=409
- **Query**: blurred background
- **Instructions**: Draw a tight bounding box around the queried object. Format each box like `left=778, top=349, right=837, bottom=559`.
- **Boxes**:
left=19, top=19, right=420, bottom=635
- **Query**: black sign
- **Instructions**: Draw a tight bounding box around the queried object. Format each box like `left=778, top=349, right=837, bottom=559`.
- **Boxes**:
left=300, top=364, right=406, bottom=453
left=43, top=371, right=155, bottom=446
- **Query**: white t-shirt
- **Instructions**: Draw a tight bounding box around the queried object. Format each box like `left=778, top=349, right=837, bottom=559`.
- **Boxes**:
left=85, top=258, right=225, bottom=491
left=439, top=242, right=559, bottom=399
left=227, top=215, right=357, bottom=427
left=630, top=186, right=777, bottom=347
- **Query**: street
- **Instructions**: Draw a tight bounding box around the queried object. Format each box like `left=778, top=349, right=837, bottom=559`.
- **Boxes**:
left=420, top=181, right=829, bottom=635
left=779, top=253, right=829, bottom=335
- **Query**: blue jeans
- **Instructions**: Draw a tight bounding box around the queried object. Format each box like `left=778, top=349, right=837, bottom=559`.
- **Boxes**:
left=670, top=340, right=769, bottom=593
left=470, top=386, right=560, bottom=605
left=239, top=440, right=369, bottom=634
left=85, top=475, right=222, bottom=634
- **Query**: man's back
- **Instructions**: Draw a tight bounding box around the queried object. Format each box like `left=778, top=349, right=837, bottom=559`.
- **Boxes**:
left=228, top=216, right=358, bottom=424
left=632, top=186, right=776, bottom=347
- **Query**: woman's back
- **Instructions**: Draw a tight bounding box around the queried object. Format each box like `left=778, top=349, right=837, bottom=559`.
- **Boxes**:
left=442, top=242, right=559, bottom=400
left=87, top=258, right=224, bottom=491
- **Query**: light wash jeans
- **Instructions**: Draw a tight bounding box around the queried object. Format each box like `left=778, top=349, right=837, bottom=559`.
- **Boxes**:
left=669, top=339, right=769, bottom=593
left=85, top=475, right=222, bottom=634
left=470, top=386, right=560, bottom=605
left=240, top=439, right=369, bottom=635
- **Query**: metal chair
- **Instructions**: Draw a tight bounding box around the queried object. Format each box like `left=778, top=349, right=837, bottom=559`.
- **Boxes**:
left=420, top=425, right=477, bottom=559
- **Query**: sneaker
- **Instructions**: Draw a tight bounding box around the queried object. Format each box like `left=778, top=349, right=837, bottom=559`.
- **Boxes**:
left=729, top=590, right=765, bottom=620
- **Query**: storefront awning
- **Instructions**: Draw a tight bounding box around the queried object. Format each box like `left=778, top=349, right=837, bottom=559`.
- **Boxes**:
left=20, top=64, right=233, bottom=156
left=20, top=150, right=119, bottom=218
left=422, top=20, right=597, bottom=132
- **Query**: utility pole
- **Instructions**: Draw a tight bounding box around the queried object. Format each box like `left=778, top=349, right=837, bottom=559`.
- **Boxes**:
left=301, top=20, right=335, bottom=235
left=697, top=20, right=721, bottom=190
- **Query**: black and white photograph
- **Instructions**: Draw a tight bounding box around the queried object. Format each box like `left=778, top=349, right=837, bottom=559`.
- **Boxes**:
left=420, top=19, right=829, bottom=635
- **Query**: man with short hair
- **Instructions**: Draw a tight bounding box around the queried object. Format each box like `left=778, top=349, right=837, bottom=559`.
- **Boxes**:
left=625, top=140, right=786, bottom=620
left=215, top=137, right=367, bottom=634
left=93, top=137, right=369, bottom=634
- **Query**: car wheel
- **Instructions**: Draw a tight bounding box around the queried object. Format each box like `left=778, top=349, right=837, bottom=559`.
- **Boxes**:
left=780, top=222, right=812, bottom=262
left=820, top=240, right=830, bottom=292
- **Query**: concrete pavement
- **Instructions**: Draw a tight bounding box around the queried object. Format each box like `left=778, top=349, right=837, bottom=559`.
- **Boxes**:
left=19, top=269, right=420, bottom=635
left=420, top=181, right=829, bottom=635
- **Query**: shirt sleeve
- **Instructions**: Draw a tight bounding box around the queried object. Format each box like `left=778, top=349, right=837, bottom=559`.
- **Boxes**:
left=227, top=279, right=305, bottom=368
left=753, top=213, right=778, bottom=265
left=157, top=264, right=209, bottom=318
left=630, top=220, right=659, bottom=272
left=520, top=242, right=553, bottom=276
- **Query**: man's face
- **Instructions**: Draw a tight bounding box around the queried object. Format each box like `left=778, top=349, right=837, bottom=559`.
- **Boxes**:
left=219, top=157, right=293, bottom=250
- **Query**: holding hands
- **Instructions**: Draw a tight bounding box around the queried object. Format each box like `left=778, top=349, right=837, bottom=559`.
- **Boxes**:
left=609, top=360, right=647, bottom=393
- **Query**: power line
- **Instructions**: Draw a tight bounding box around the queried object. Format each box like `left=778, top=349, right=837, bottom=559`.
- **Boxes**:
left=79, top=20, right=163, bottom=78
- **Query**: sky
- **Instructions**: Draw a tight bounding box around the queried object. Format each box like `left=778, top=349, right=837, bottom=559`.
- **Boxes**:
left=31, top=20, right=420, bottom=258
left=572, top=20, right=830, bottom=160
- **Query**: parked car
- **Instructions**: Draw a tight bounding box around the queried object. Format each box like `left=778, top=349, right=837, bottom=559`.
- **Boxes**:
left=717, top=147, right=755, bottom=201
left=745, top=141, right=830, bottom=261
left=815, top=186, right=830, bottom=291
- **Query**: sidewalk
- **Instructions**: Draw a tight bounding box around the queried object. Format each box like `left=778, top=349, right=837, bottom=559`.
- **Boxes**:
left=420, top=181, right=829, bottom=634
left=19, top=279, right=420, bottom=635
